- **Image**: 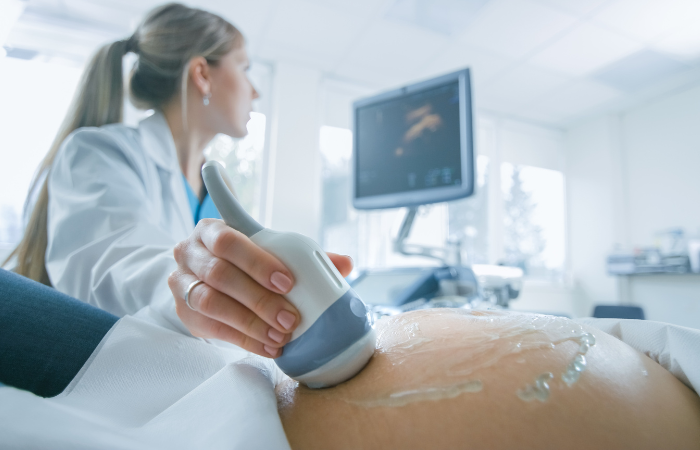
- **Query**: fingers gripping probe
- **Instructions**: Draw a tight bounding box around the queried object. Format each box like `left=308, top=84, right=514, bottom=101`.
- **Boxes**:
left=202, top=161, right=376, bottom=388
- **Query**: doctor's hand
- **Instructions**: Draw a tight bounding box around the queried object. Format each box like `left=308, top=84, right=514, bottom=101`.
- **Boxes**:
left=168, top=219, right=353, bottom=358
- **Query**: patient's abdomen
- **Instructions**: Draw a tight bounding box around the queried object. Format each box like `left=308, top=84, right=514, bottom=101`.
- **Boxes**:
left=277, top=309, right=700, bottom=450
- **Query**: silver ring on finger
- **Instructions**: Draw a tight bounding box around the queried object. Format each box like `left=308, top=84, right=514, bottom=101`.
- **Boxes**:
left=185, top=279, right=205, bottom=311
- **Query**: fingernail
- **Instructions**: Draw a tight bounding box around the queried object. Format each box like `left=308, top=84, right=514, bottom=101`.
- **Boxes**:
left=268, top=328, right=285, bottom=344
left=277, top=310, right=296, bottom=331
left=344, top=255, right=354, bottom=266
left=264, top=345, right=279, bottom=357
left=271, top=271, right=293, bottom=293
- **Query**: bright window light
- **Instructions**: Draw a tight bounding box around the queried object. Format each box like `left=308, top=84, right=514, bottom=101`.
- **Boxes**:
left=204, top=112, right=267, bottom=221
left=0, top=57, right=82, bottom=253
left=320, top=125, right=352, bottom=170
left=501, top=162, right=566, bottom=281
left=448, top=155, right=490, bottom=264
left=0, top=0, right=25, bottom=45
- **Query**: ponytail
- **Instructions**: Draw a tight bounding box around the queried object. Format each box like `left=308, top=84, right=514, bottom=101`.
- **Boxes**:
left=4, top=39, right=129, bottom=284
left=4, top=4, right=242, bottom=285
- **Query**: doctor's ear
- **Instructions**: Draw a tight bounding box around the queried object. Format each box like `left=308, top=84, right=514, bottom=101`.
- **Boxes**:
left=188, top=56, right=211, bottom=98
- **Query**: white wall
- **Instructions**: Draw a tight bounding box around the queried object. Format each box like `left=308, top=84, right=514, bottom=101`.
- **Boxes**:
left=565, top=116, right=623, bottom=317
left=622, top=84, right=700, bottom=246
left=265, top=62, right=323, bottom=240
left=620, top=82, right=700, bottom=328
left=565, top=81, right=700, bottom=328
left=509, top=282, right=575, bottom=318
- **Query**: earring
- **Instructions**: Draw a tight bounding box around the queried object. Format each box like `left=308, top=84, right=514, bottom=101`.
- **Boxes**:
left=203, top=92, right=211, bottom=106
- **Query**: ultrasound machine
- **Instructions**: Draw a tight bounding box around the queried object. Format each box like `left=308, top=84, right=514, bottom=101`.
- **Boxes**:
left=347, top=68, right=523, bottom=315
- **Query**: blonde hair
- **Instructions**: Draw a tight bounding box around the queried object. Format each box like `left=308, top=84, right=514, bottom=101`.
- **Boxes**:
left=5, top=3, right=242, bottom=284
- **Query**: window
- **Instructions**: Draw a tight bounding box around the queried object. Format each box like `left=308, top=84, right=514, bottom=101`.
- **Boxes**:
left=448, top=155, right=490, bottom=264
left=0, top=56, right=83, bottom=261
left=501, top=163, right=566, bottom=281
left=204, top=112, right=267, bottom=221
left=320, top=126, right=360, bottom=261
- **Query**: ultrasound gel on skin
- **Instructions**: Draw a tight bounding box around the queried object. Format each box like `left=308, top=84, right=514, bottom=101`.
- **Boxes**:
left=202, top=161, right=376, bottom=388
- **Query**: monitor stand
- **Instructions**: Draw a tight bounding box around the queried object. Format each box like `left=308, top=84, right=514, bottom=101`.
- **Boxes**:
left=346, top=207, right=524, bottom=313
left=397, top=206, right=524, bottom=307
left=391, top=206, right=474, bottom=303
left=393, top=206, right=462, bottom=266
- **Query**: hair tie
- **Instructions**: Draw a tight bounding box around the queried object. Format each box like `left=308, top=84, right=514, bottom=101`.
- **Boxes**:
left=124, top=35, right=138, bottom=54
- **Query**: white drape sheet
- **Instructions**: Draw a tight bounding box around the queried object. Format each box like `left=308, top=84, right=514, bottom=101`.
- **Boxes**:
left=575, top=317, right=700, bottom=394
left=2, top=312, right=698, bottom=448
left=0, top=305, right=292, bottom=450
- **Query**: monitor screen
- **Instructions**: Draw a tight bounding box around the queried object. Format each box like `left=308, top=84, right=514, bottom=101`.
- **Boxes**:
left=352, top=69, right=474, bottom=209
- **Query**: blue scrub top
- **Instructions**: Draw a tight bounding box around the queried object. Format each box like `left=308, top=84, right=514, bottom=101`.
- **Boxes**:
left=183, top=174, right=221, bottom=223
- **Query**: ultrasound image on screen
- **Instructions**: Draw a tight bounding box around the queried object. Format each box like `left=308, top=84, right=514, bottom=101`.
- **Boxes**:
left=356, top=81, right=461, bottom=199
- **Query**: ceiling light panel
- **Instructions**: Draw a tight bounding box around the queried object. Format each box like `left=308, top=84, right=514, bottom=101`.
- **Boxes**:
left=38, top=0, right=157, bottom=30
left=592, top=0, right=700, bottom=44
left=257, top=41, right=340, bottom=72
left=653, top=20, right=700, bottom=61
left=330, top=62, right=411, bottom=90
left=262, top=0, right=368, bottom=60
left=418, top=42, right=514, bottom=88
left=6, top=11, right=124, bottom=62
left=529, top=0, right=610, bottom=17
left=0, top=0, right=25, bottom=46
left=528, top=79, right=621, bottom=117
left=385, top=0, right=489, bottom=37
left=336, top=19, right=450, bottom=79
left=8, top=24, right=103, bottom=62
left=305, top=0, right=394, bottom=17
left=198, top=0, right=279, bottom=50
left=460, top=0, right=579, bottom=59
left=592, top=50, right=689, bottom=92
left=478, top=63, right=570, bottom=107
left=530, top=21, right=643, bottom=76
left=473, top=96, right=525, bottom=117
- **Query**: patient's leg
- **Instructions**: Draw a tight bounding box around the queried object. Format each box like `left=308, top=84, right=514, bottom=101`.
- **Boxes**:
left=277, top=309, right=700, bottom=450
left=0, top=269, right=118, bottom=397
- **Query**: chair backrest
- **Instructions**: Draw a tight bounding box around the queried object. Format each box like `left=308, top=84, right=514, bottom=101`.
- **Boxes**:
left=593, top=305, right=646, bottom=320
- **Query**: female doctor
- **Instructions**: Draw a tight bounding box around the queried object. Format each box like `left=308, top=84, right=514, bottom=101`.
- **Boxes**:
left=6, top=3, right=352, bottom=358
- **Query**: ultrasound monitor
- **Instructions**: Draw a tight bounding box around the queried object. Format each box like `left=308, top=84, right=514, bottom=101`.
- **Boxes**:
left=352, top=68, right=475, bottom=210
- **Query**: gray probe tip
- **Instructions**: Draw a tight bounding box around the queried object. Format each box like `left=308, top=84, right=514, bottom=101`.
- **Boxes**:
left=202, top=161, right=263, bottom=237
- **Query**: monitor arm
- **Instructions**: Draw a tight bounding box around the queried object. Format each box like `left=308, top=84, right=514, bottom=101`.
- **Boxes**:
left=393, top=207, right=462, bottom=266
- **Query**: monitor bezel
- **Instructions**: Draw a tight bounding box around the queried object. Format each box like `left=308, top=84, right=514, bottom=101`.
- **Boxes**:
left=351, top=68, right=475, bottom=210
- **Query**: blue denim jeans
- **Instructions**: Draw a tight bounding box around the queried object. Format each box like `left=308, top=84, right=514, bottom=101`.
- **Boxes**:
left=0, top=269, right=118, bottom=397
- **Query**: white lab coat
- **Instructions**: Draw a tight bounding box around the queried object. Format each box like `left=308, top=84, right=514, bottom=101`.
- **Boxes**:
left=46, top=111, right=195, bottom=317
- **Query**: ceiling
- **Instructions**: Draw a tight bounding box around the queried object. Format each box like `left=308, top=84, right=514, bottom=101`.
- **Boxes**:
left=4, top=0, right=700, bottom=128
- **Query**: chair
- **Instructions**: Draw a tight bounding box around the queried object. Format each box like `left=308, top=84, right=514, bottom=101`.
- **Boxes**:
left=592, top=305, right=645, bottom=320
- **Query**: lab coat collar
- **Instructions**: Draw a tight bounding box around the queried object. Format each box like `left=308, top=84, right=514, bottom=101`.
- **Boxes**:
left=139, top=111, right=180, bottom=173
